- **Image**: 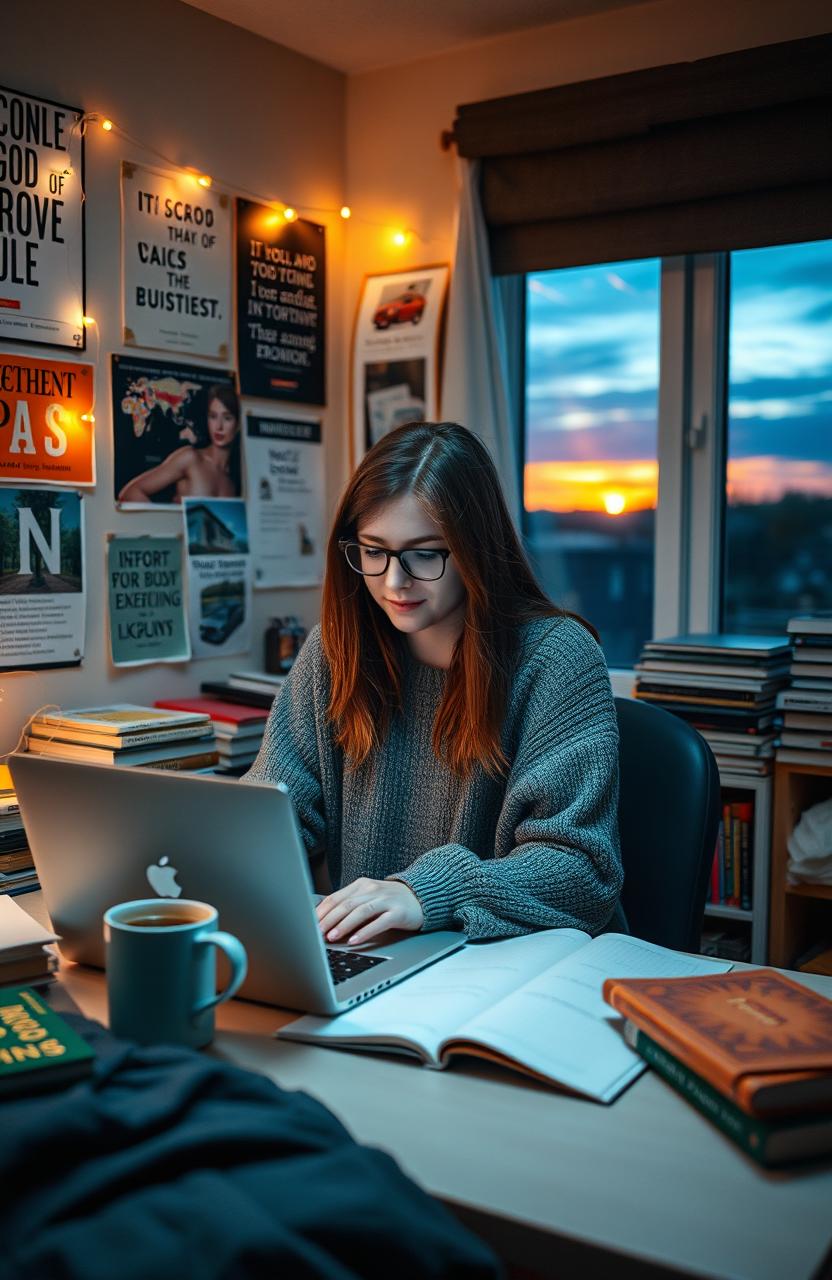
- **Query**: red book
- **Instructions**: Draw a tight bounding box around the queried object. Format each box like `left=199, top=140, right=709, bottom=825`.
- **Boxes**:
left=155, top=697, right=268, bottom=731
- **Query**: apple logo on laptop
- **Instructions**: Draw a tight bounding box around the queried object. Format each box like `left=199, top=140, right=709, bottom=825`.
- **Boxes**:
left=146, top=855, right=182, bottom=898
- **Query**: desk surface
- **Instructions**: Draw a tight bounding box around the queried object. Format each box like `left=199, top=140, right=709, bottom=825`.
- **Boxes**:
left=19, top=892, right=832, bottom=1280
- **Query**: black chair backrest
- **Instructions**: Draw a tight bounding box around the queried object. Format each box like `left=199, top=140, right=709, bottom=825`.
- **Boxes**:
left=615, top=696, right=721, bottom=952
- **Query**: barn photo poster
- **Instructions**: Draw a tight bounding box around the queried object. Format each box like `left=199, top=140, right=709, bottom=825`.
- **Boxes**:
left=0, top=86, right=85, bottom=350
left=351, top=264, right=449, bottom=461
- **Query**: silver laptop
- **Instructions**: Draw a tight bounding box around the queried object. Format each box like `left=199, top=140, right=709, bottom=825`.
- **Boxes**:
left=9, top=753, right=464, bottom=1014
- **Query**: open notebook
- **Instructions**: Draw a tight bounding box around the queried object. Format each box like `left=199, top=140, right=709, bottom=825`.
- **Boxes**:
left=278, top=930, right=732, bottom=1103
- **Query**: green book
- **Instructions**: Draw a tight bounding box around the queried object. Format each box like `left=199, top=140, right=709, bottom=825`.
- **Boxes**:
left=623, top=1020, right=832, bottom=1168
left=0, top=986, right=94, bottom=1097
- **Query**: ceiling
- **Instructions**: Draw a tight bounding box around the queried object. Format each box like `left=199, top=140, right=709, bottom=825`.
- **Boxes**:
left=181, top=0, right=645, bottom=74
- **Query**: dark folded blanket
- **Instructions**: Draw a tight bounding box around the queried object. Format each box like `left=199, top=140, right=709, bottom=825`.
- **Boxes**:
left=0, top=1014, right=501, bottom=1280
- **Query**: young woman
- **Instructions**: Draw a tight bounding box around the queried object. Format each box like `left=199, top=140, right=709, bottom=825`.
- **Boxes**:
left=246, top=422, right=624, bottom=946
left=118, top=384, right=241, bottom=504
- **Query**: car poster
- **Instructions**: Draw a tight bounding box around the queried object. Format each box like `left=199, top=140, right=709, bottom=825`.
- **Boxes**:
left=0, top=352, right=95, bottom=486
left=121, top=161, right=232, bottom=360
left=0, top=487, right=85, bottom=671
left=107, top=535, right=190, bottom=667
left=236, top=199, right=326, bottom=405
left=0, top=86, right=85, bottom=350
left=351, top=264, right=449, bottom=461
left=182, top=496, right=252, bottom=660
left=111, top=354, right=239, bottom=509
left=244, top=413, right=324, bottom=589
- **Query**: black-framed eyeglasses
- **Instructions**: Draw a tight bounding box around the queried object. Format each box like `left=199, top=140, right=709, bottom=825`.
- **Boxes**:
left=339, top=539, right=452, bottom=582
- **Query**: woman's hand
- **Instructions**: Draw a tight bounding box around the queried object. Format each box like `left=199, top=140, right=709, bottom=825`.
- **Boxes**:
left=316, top=877, right=424, bottom=946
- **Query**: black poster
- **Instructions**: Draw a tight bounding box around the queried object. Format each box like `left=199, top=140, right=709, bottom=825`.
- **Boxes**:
left=236, top=200, right=326, bottom=405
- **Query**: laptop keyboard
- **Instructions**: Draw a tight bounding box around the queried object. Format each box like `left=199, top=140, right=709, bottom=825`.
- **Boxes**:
left=326, top=948, right=386, bottom=986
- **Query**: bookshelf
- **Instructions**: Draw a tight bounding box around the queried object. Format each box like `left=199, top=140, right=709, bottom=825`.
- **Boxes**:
left=701, top=771, right=771, bottom=965
left=769, top=761, right=832, bottom=969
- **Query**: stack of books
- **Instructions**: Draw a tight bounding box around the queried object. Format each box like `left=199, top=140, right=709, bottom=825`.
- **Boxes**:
left=0, top=765, right=37, bottom=897
left=710, top=797, right=754, bottom=912
left=775, top=614, right=832, bottom=767
left=200, top=670, right=285, bottom=711
left=0, top=895, right=59, bottom=987
left=155, top=696, right=268, bottom=775
left=24, top=705, right=218, bottom=772
left=634, top=634, right=792, bottom=776
left=604, top=968, right=832, bottom=1167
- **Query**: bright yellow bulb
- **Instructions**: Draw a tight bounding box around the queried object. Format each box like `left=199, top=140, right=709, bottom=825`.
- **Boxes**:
left=80, top=413, right=95, bottom=423
left=82, top=315, right=96, bottom=328
left=283, top=207, right=297, bottom=222
left=392, top=230, right=408, bottom=247
left=340, top=205, right=351, bottom=219
left=603, top=492, right=626, bottom=516
left=197, top=174, right=212, bottom=189
left=101, top=119, right=114, bottom=132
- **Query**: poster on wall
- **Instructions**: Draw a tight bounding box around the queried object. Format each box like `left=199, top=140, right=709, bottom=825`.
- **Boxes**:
left=121, top=162, right=232, bottom=360
left=111, top=354, right=239, bottom=508
left=351, top=264, right=449, bottom=461
left=0, top=86, right=85, bottom=350
left=244, top=413, right=324, bottom=588
left=236, top=199, right=325, bottom=404
left=0, top=352, right=95, bottom=486
left=0, top=487, right=85, bottom=671
left=183, top=496, right=252, bottom=660
left=107, top=535, right=190, bottom=667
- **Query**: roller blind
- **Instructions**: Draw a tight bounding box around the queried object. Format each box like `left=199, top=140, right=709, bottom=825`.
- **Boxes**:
left=449, top=35, right=832, bottom=274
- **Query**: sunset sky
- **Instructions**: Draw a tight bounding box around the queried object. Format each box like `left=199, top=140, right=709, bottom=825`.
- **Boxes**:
left=525, top=241, right=832, bottom=513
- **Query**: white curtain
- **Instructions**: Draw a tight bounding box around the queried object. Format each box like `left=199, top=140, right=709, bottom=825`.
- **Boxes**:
left=441, top=159, right=521, bottom=525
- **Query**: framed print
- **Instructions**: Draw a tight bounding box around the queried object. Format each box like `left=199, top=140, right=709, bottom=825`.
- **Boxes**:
left=351, top=263, right=449, bottom=462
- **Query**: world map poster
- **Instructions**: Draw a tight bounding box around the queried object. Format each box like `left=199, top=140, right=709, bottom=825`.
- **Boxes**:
left=111, top=354, right=238, bottom=509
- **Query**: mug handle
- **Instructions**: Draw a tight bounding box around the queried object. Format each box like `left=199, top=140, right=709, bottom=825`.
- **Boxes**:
left=192, top=931, right=248, bottom=1017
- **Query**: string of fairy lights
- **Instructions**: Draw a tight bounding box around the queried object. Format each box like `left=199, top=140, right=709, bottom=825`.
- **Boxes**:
left=80, top=111, right=424, bottom=249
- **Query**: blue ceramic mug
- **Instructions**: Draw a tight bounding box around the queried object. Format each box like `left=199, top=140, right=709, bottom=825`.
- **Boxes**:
left=104, top=898, right=247, bottom=1049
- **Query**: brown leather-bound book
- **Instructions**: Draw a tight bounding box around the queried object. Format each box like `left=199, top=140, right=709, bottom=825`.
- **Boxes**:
left=603, top=969, right=832, bottom=1116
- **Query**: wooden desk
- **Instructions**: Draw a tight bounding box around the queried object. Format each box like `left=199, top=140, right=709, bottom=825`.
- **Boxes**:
left=20, top=893, right=832, bottom=1280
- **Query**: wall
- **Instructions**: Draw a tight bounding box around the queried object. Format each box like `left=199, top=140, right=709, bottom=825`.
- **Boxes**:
left=1, top=0, right=346, bottom=754
left=344, top=0, right=832, bottom=376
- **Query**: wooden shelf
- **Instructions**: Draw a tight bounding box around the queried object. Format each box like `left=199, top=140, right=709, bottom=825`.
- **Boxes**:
left=786, top=883, right=832, bottom=901
left=703, top=904, right=753, bottom=921
left=769, top=761, right=832, bottom=967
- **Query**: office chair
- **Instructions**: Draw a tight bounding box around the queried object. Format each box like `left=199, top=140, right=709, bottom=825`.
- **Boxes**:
left=614, top=696, right=721, bottom=952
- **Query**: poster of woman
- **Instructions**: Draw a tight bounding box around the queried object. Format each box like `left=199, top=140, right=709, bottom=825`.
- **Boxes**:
left=112, top=355, right=240, bottom=508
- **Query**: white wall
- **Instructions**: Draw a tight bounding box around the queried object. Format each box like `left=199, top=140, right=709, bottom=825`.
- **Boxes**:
left=1, top=0, right=346, bottom=754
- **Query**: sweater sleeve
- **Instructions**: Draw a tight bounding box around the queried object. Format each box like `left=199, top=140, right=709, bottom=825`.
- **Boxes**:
left=392, top=620, right=623, bottom=940
left=243, top=625, right=328, bottom=857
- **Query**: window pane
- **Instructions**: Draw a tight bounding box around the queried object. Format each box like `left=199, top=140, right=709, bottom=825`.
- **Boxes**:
left=524, top=260, right=660, bottom=667
left=723, top=240, right=832, bottom=633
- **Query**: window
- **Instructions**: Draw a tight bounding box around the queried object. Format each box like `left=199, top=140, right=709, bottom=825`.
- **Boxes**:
left=522, top=239, right=832, bottom=669
left=524, top=260, right=660, bottom=668
left=723, top=240, right=832, bottom=632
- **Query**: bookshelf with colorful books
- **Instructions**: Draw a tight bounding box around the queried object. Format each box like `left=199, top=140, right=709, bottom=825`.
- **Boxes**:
left=702, top=772, right=772, bottom=965
left=769, top=760, right=832, bottom=970
left=633, top=634, right=787, bottom=966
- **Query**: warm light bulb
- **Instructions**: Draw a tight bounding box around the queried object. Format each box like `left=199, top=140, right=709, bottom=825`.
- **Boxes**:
left=82, top=315, right=96, bottom=328
left=340, top=205, right=351, bottom=219
left=392, top=230, right=408, bottom=247
left=197, top=174, right=212, bottom=189
left=101, top=118, right=114, bottom=132
left=283, top=207, right=297, bottom=222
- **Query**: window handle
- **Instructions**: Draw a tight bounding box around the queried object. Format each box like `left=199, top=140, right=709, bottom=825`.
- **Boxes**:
left=686, top=413, right=707, bottom=450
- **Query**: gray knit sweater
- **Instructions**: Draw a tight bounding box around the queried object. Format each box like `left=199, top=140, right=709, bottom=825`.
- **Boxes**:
left=245, top=615, right=625, bottom=940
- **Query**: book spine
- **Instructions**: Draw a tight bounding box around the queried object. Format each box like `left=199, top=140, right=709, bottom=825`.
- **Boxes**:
left=627, top=1026, right=773, bottom=1165
left=721, top=803, right=732, bottom=905
left=138, top=751, right=219, bottom=772
left=30, top=724, right=211, bottom=750
left=710, top=835, right=719, bottom=904
left=731, top=816, right=741, bottom=907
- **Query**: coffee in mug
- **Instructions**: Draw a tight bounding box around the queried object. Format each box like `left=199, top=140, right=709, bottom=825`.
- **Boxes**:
left=104, top=898, right=247, bottom=1049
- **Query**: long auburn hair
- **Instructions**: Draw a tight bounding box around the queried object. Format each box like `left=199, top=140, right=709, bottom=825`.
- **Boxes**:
left=322, top=422, right=594, bottom=779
